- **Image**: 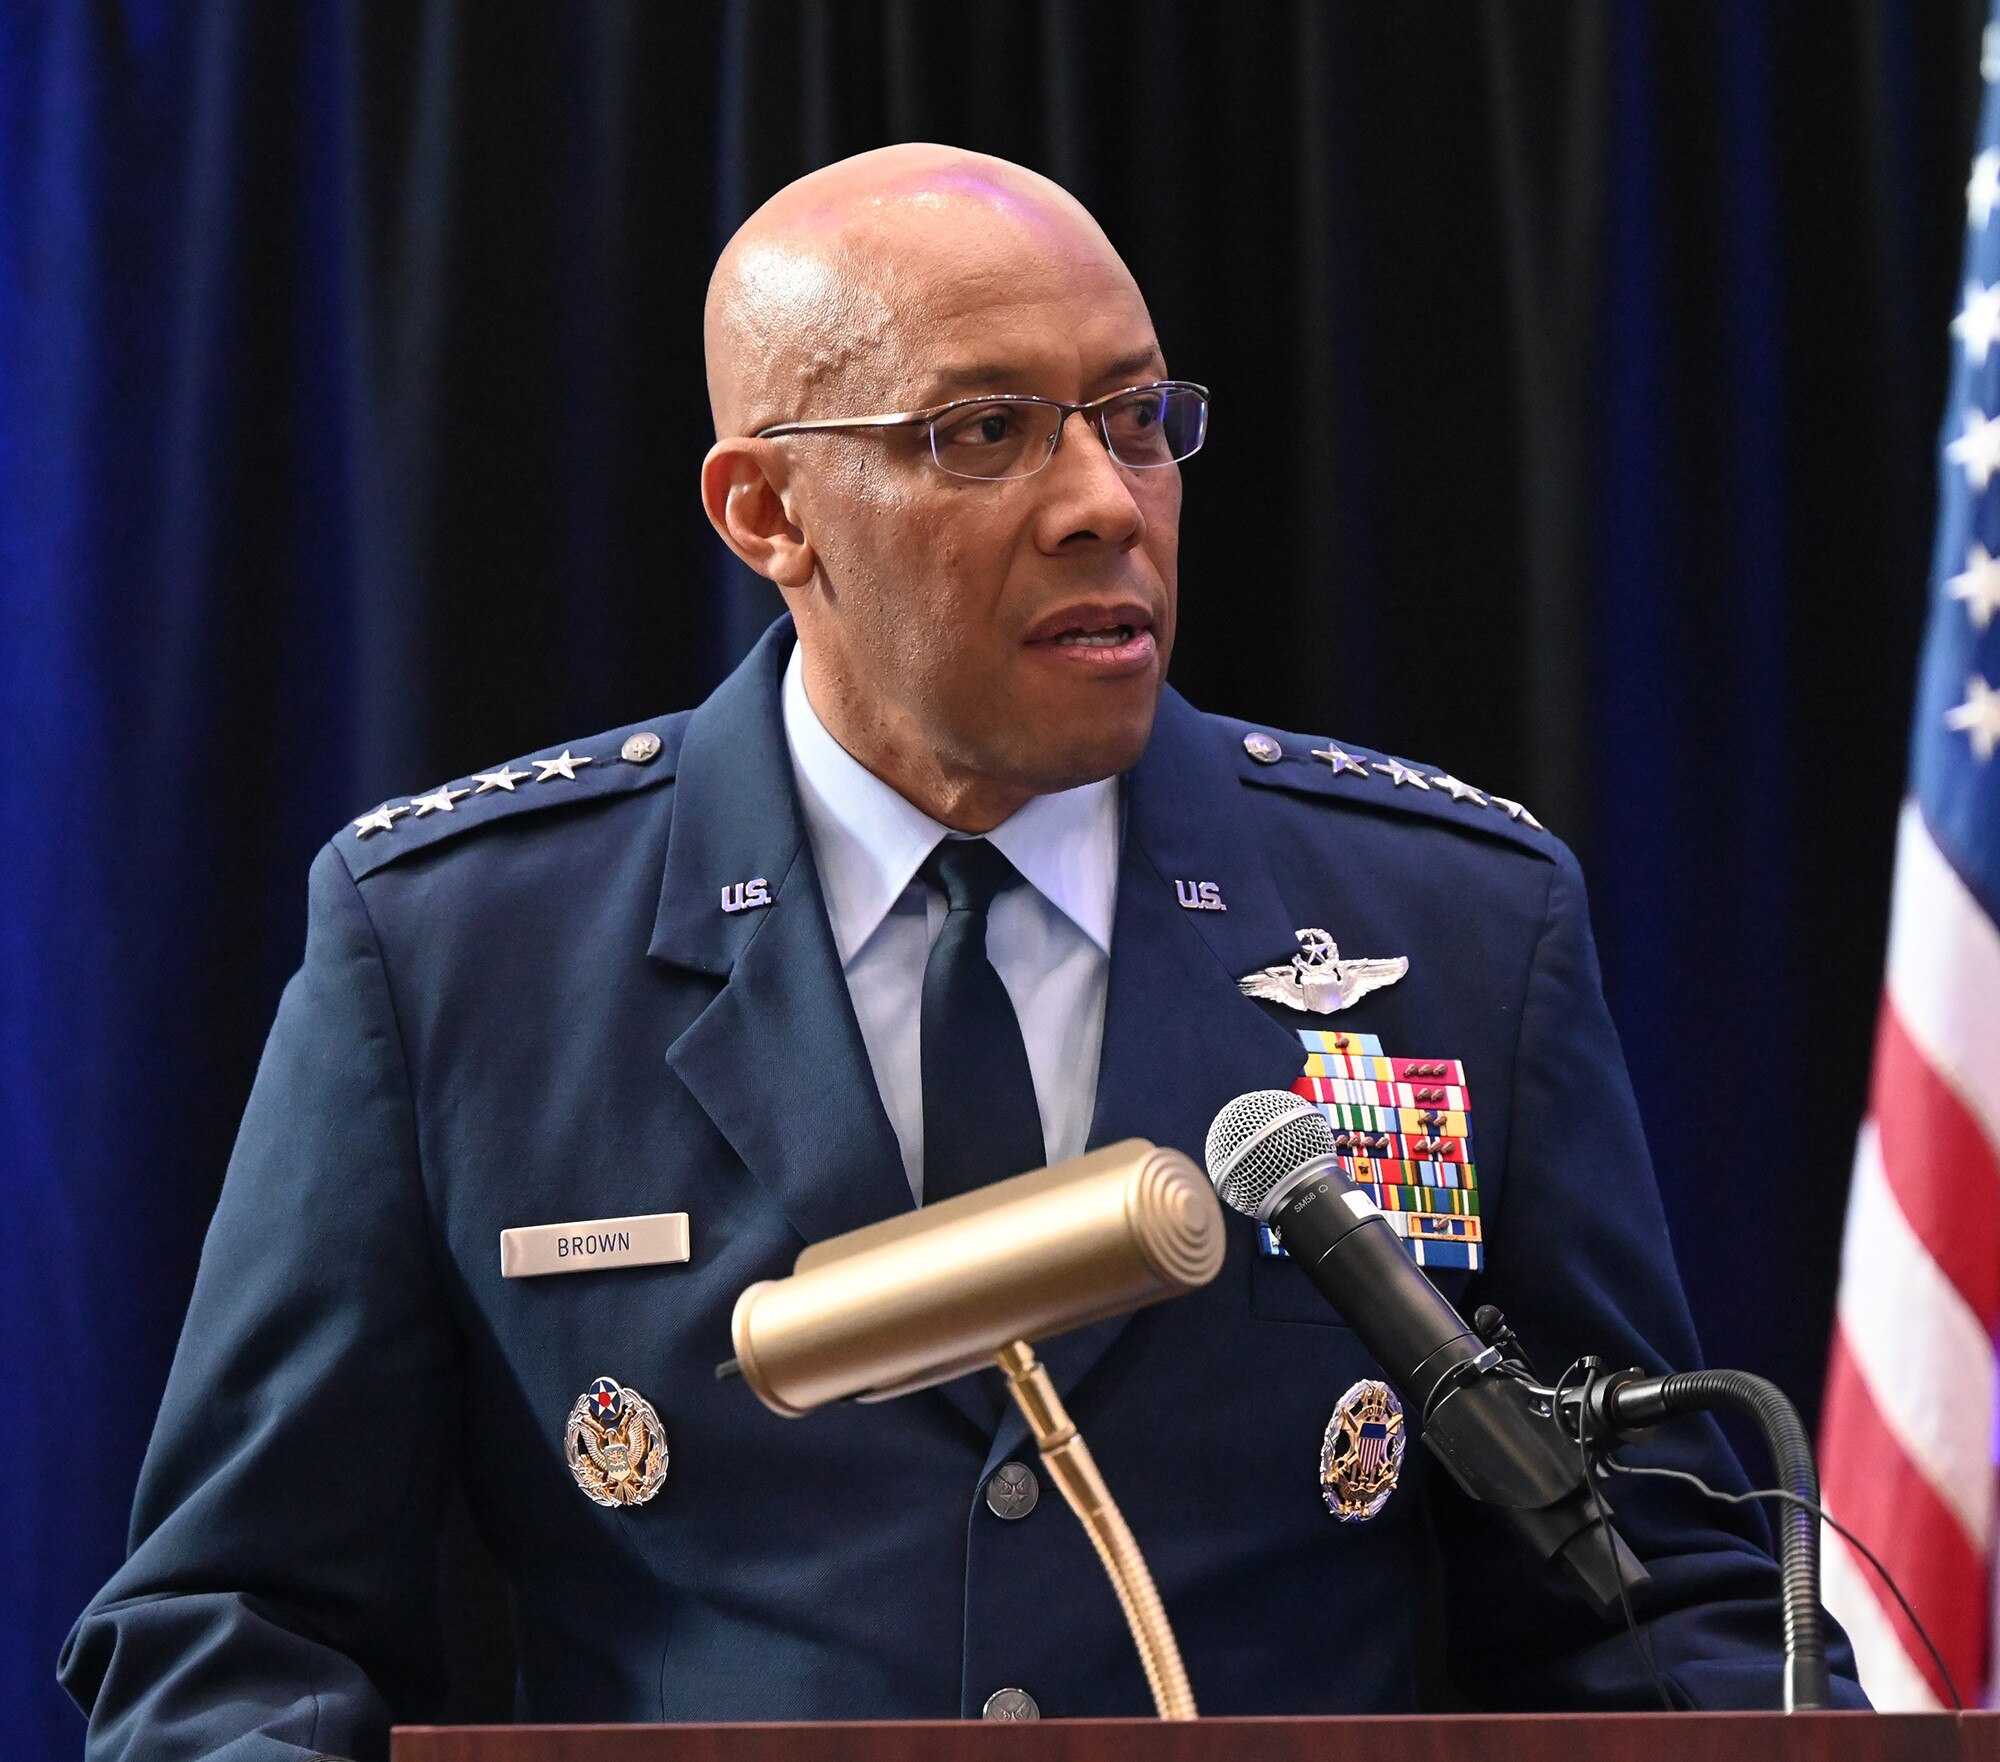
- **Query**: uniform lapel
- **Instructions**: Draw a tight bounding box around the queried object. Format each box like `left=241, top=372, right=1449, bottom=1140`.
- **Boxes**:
left=987, top=688, right=1309, bottom=1467
left=649, top=621, right=915, bottom=1253
left=655, top=643, right=1314, bottom=1452
left=649, top=621, right=1000, bottom=1438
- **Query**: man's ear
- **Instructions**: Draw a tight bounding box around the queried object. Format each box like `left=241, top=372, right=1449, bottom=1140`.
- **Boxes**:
left=700, top=441, right=818, bottom=588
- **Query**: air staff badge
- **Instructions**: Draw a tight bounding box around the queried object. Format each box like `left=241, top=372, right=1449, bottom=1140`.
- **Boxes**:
left=566, top=1376, right=669, bottom=1509
left=1321, top=1378, right=1405, bottom=1521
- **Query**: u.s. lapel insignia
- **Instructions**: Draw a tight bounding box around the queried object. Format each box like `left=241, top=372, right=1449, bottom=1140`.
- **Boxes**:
left=1174, top=879, right=1227, bottom=912
left=566, top=1376, right=669, bottom=1509
left=1321, top=1378, right=1405, bottom=1521
left=720, top=877, right=772, bottom=914
left=1238, top=928, right=1408, bottom=1015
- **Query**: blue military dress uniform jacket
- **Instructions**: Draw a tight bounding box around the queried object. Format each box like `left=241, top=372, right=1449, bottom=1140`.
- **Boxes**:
left=63, top=618, right=1862, bottom=1759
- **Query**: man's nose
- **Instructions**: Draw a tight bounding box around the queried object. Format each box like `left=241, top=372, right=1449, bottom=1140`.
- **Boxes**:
left=1040, top=409, right=1145, bottom=550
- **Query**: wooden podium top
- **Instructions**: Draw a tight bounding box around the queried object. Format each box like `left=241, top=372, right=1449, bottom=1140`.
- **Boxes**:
left=394, top=1712, right=1998, bottom=1762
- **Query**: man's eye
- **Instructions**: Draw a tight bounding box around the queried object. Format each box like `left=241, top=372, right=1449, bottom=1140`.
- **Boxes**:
left=1106, top=396, right=1164, bottom=437
left=937, top=406, right=1022, bottom=449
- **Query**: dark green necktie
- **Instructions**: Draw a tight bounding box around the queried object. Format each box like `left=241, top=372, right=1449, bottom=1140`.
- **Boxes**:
left=918, top=837, right=1048, bottom=1206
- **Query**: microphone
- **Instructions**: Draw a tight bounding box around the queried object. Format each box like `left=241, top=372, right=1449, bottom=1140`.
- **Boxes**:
left=1204, top=1090, right=1646, bottom=1621
left=728, top=1139, right=1225, bottom=1417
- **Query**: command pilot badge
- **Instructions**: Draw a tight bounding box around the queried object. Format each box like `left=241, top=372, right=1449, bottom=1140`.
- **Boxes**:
left=566, top=1376, right=669, bottom=1509
left=1321, top=1378, right=1405, bottom=1521
left=1239, top=928, right=1407, bottom=1015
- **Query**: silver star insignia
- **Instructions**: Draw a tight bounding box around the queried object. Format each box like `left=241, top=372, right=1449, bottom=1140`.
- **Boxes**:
left=1490, top=795, right=1545, bottom=830
left=352, top=802, right=411, bottom=838
left=533, top=749, right=593, bottom=782
left=1430, top=774, right=1488, bottom=805
left=1310, top=744, right=1372, bottom=778
left=1947, top=543, right=2000, bottom=631
left=411, top=784, right=470, bottom=817
left=1946, top=673, right=2000, bottom=761
left=1238, top=928, right=1409, bottom=1016
left=472, top=765, right=531, bottom=794
left=1371, top=758, right=1430, bottom=790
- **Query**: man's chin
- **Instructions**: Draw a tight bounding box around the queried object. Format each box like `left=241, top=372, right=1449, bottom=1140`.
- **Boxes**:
left=994, top=701, right=1162, bottom=796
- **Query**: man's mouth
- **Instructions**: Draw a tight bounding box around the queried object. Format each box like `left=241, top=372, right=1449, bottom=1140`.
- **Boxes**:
left=1024, top=611, right=1159, bottom=675
left=1050, top=624, right=1141, bottom=648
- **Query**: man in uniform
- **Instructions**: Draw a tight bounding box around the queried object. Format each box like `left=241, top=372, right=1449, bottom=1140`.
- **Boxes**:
left=63, top=144, right=1861, bottom=1759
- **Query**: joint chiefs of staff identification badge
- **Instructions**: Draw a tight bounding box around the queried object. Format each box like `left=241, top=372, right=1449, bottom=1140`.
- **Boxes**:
left=566, top=1376, right=669, bottom=1509
left=1321, top=1378, right=1406, bottom=1521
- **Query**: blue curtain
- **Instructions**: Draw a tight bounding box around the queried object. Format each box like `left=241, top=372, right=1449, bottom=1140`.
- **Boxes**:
left=1, top=3, right=1983, bottom=1752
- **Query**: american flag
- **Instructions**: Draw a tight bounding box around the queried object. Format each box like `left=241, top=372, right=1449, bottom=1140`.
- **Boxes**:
left=1817, top=14, right=2000, bottom=1710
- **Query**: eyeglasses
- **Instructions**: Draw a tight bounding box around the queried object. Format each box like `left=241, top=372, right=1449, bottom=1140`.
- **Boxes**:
left=753, top=380, right=1210, bottom=481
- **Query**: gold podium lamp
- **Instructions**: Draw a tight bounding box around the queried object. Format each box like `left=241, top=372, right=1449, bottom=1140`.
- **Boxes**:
left=726, top=1140, right=1222, bottom=1720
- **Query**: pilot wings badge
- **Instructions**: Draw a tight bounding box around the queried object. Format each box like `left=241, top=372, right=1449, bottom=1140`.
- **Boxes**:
left=1238, top=928, right=1408, bottom=1015
left=565, top=1376, right=669, bottom=1509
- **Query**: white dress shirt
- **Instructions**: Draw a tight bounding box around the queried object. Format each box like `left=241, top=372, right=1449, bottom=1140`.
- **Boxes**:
left=781, top=646, right=1119, bottom=1202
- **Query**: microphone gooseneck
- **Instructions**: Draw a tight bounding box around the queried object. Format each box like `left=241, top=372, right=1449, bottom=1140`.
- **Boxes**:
left=1562, top=1364, right=1830, bottom=1711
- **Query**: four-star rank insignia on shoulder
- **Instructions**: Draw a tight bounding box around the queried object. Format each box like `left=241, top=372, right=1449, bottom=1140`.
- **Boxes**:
left=1272, top=1026, right=1483, bottom=1271
left=565, top=1376, right=669, bottom=1509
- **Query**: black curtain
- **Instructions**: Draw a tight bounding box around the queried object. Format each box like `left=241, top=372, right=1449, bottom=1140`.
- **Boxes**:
left=2, top=3, right=1984, bottom=1750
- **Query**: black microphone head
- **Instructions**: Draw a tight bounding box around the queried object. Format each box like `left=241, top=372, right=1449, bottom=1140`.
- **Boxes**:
left=1204, top=1089, right=1337, bottom=1221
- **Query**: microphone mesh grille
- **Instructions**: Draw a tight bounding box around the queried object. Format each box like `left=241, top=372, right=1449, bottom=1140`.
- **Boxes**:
left=1203, top=1089, right=1337, bottom=1218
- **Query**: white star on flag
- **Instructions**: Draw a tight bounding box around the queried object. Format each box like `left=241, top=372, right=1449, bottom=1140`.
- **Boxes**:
left=1946, top=408, right=2000, bottom=491
left=1970, top=149, right=2000, bottom=229
left=1947, top=542, right=2000, bottom=630
left=1822, top=25, right=2000, bottom=1714
left=1953, top=282, right=2000, bottom=365
left=1945, top=673, right=2000, bottom=760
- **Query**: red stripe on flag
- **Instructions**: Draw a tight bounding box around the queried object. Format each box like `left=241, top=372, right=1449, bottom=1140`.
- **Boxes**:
left=1870, top=1000, right=2000, bottom=1333
left=1821, top=1328, right=1988, bottom=1704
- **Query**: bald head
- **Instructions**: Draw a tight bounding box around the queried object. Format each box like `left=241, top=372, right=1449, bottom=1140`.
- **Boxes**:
left=698, top=144, right=1183, bottom=835
left=705, top=145, right=1140, bottom=437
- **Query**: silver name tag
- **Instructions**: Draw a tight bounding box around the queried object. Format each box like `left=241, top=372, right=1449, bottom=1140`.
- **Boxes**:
left=500, top=1212, right=690, bottom=1279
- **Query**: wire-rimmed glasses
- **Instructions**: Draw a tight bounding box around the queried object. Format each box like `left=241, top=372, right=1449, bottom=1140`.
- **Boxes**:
left=753, top=380, right=1209, bottom=481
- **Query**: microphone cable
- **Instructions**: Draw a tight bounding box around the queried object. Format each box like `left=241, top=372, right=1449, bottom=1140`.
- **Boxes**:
left=1546, top=1349, right=1960, bottom=1713
left=1551, top=1357, right=1682, bottom=1711
left=1593, top=1451, right=1963, bottom=1712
